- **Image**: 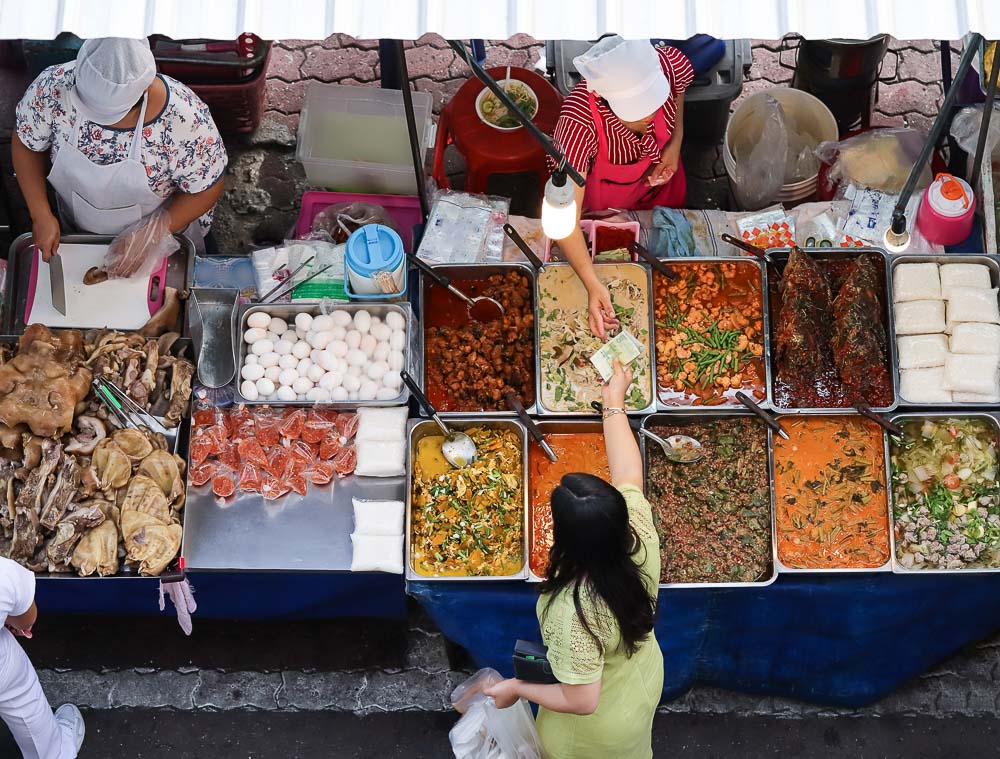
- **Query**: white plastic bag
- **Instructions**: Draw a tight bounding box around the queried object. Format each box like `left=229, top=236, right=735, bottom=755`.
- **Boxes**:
left=731, top=95, right=788, bottom=210
left=816, top=128, right=931, bottom=194
left=450, top=669, right=543, bottom=759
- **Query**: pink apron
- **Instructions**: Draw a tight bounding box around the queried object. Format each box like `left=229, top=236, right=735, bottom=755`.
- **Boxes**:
left=582, top=91, right=686, bottom=213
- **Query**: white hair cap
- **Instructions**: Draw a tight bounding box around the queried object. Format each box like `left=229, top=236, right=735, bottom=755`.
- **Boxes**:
left=72, top=37, right=156, bottom=125
left=573, top=36, right=671, bottom=122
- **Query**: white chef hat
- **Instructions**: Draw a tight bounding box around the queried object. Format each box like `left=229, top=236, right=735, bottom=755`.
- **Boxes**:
left=573, top=36, right=670, bottom=122
left=72, top=37, right=156, bottom=124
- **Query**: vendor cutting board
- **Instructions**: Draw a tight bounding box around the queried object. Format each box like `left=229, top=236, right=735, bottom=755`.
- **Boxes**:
left=25, top=244, right=167, bottom=329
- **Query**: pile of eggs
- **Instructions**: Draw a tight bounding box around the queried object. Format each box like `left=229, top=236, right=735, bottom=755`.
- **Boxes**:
left=239, top=309, right=406, bottom=403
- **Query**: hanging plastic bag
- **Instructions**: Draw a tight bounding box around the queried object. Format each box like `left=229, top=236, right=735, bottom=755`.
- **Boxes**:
left=449, top=668, right=543, bottom=759
left=730, top=95, right=788, bottom=210
left=310, top=202, right=400, bottom=244
left=103, top=208, right=180, bottom=279
left=950, top=105, right=1000, bottom=163
left=816, top=128, right=931, bottom=195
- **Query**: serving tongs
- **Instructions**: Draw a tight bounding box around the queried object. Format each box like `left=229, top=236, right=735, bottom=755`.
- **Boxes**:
left=590, top=401, right=703, bottom=463
left=628, top=241, right=677, bottom=280
left=407, top=252, right=505, bottom=323
left=853, top=402, right=904, bottom=437
left=261, top=262, right=335, bottom=305
left=505, top=392, right=557, bottom=462
left=92, top=377, right=169, bottom=436
left=734, top=391, right=789, bottom=441
left=720, top=233, right=782, bottom=280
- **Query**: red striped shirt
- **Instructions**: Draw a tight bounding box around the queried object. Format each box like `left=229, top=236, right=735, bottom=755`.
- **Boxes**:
left=550, top=45, right=694, bottom=175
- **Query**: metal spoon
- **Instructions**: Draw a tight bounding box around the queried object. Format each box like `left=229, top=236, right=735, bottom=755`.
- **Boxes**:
left=407, top=252, right=505, bottom=323
left=628, top=241, right=677, bottom=280
left=735, top=390, right=789, bottom=440
left=853, top=402, right=904, bottom=437
left=589, top=401, right=702, bottom=463
left=401, top=370, right=478, bottom=468
left=503, top=223, right=545, bottom=270
left=505, top=391, right=557, bottom=462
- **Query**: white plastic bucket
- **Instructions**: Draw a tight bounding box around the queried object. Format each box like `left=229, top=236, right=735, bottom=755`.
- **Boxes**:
left=724, top=88, right=839, bottom=208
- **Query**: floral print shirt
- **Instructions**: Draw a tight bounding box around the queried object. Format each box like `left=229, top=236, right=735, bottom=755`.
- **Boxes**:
left=15, top=64, right=227, bottom=234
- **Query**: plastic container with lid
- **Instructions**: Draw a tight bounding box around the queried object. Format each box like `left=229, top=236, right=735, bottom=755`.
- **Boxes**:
left=917, top=173, right=977, bottom=246
left=344, top=224, right=407, bottom=299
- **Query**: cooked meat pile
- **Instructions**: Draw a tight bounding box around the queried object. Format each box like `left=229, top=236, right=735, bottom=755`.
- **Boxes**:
left=831, top=254, right=889, bottom=400
left=775, top=247, right=831, bottom=381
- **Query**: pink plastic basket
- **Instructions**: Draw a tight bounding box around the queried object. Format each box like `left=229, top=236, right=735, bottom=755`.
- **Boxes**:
left=294, top=191, right=423, bottom=251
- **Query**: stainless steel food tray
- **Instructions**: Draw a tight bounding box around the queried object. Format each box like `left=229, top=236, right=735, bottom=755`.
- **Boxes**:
left=891, top=255, right=1000, bottom=409
left=535, top=262, right=657, bottom=417
left=765, top=247, right=899, bottom=415
left=641, top=411, right=778, bottom=588
left=233, top=302, right=418, bottom=407
left=419, top=262, right=538, bottom=417
left=649, top=257, right=773, bottom=413
left=886, top=411, right=1000, bottom=575
left=772, top=412, right=892, bottom=574
left=405, top=417, right=528, bottom=581
left=4, top=232, right=195, bottom=335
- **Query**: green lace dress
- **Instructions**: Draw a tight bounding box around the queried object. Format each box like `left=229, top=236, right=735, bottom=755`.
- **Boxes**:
left=535, top=485, right=663, bottom=759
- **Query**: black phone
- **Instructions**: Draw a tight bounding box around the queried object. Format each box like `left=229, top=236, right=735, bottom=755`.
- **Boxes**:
left=513, top=640, right=559, bottom=684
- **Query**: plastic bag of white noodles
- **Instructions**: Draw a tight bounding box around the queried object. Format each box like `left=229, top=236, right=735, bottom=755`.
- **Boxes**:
left=450, top=669, right=543, bottom=759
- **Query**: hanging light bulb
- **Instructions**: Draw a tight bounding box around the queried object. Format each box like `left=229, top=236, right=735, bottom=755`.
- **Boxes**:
left=883, top=213, right=911, bottom=253
left=541, top=170, right=578, bottom=240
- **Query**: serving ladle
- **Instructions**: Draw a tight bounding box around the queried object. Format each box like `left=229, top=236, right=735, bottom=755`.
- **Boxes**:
left=589, top=401, right=703, bottom=463
left=406, top=252, right=504, bottom=323
left=401, top=371, right=478, bottom=468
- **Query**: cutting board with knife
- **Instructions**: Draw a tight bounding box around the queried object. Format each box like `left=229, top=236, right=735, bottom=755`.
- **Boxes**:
left=26, top=244, right=167, bottom=329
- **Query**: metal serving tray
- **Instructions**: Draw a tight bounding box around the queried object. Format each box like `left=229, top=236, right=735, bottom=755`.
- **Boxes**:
left=886, top=411, right=1000, bottom=575
left=640, top=411, right=778, bottom=588
left=890, top=255, right=1000, bottom=409
left=535, top=262, right=657, bottom=417
left=4, top=232, right=195, bottom=335
left=765, top=247, right=899, bottom=415
left=419, top=262, right=537, bottom=417
left=649, top=257, right=773, bottom=412
left=405, top=417, right=528, bottom=581
left=234, top=302, right=417, bottom=407
left=772, top=412, right=892, bottom=574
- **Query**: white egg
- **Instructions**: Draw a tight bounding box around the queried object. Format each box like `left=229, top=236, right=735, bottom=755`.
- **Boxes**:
left=385, top=311, right=404, bottom=330
left=278, top=354, right=299, bottom=370
left=335, top=357, right=350, bottom=375
left=295, top=313, right=314, bottom=331
left=330, top=326, right=346, bottom=341
left=281, top=330, right=298, bottom=344
left=317, top=352, right=338, bottom=372
left=348, top=364, right=363, bottom=377
left=331, top=386, right=349, bottom=401
left=296, top=327, right=309, bottom=340
left=360, top=334, right=377, bottom=357
left=265, top=330, right=282, bottom=344
left=269, top=317, right=288, bottom=335
left=328, top=340, right=348, bottom=358
left=388, top=350, right=405, bottom=372
left=256, top=378, right=276, bottom=396
left=346, top=348, right=367, bottom=367
left=319, top=372, right=344, bottom=390
left=276, top=386, right=296, bottom=402
left=251, top=339, right=274, bottom=356
left=247, top=312, right=271, bottom=329
left=244, top=354, right=259, bottom=366
left=244, top=327, right=267, bottom=344
left=296, top=394, right=306, bottom=402
left=390, top=330, right=406, bottom=351
left=358, top=380, right=378, bottom=400
left=330, top=310, right=353, bottom=328
left=370, top=323, right=392, bottom=342
left=343, top=374, right=361, bottom=392
left=373, top=342, right=391, bottom=361
left=307, top=364, right=326, bottom=383
left=240, top=380, right=260, bottom=400
left=292, top=340, right=311, bottom=359
left=308, top=331, right=332, bottom=350
left=296, top=358, right=312, bottom=376
left=279, top=368, right=299, bottom=387
left=312, top=314, right=335, bottom=332
left=241, top=363, right=265, bottom=382
left=259, top=351, right=280, bottom=368
left=292, top=377, right=314, bottom=394
left=274, top=339, right=294, bottom=356
left=264, top=366, right=282, bottom=382
left=348, top=390, right=359, bottom=401
left=367, top=360, right=389, bottom=381
left=305, top=387, right=326, bottom=402
left=354, top=310, right=372, bottom=334
left=345, top=330, right=362, bottom=349
left=310, top=349, right=322, bottom=364
left=382, top=370, right=402, bottom=389
left=376, top=387, right=401, bottom=400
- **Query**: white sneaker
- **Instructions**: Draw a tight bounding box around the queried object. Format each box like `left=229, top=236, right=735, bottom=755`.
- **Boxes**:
left=54, top=703, right=85, bottom=754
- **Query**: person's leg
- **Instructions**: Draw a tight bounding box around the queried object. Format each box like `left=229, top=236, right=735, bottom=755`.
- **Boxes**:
left=0, top=630, right=81, bottom=759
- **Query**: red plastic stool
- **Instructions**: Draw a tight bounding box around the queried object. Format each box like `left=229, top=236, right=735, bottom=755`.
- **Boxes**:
left=432, top=67, right=562, bottom=197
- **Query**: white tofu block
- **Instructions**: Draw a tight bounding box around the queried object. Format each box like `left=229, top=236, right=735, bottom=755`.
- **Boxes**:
left=350, top=534, right=404, bottom=573
left=352, top=498, right=404, bottom=536
left=356, top=406, right=408, bottom=443
left=899, top=367, right=952, bottom=403
left=942, top=352, right=1000, bottom=394
left=893, top=262, right=941, bottom=302
left=940, top=263, right=992, bottom=298
left=354, top=440, right=406, bottom=477
left=893, top=299, right=946, bottom=335
left=950, top=322, right=1000, bottom=355
left=954, top=390, right=1000, bottom=403
left=896, top=334, right=949, bottom=369
left=946, top=287, right=1000, bottom=329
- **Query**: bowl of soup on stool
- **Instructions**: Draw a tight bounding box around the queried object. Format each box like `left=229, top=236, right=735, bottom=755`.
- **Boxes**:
left=475, top=80, right=539, bottom=131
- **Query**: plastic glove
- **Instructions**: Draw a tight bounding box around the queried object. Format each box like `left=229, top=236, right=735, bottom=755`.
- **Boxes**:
left=159, top=578, right=197, bottom=635
left=103, top=208, right=180, bottom=279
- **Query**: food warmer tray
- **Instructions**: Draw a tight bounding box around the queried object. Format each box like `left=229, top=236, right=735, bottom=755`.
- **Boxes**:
left=640, top=411, right=778, bottom=588
left=418, top=262, right=538, bottom=417
left=649, top=256, right=773, bottom=413
left=890, top=255, right=1000, bottom=410
left=4, top=233, right=195, bottom=335
left=772, top=411, right=892, bottom=575
left=764, top=247, right=899, bottom=415
left=534, top=262, right=657, bottom=418
left=886, top=411, right=1000, bottom=575
left=405, top=417, right=528, bottom=581
left=233, top=302, right=419, bottom=408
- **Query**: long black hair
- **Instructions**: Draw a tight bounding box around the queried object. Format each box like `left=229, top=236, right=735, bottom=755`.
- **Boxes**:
left=540, top=473, right=656, bottom=657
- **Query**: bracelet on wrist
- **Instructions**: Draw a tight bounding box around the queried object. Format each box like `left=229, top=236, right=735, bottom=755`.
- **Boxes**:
left=602, top=407, right=626, bottom=420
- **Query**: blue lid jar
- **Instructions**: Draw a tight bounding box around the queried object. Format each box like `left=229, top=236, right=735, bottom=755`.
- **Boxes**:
left=345, top=224, right=404, bottom=278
